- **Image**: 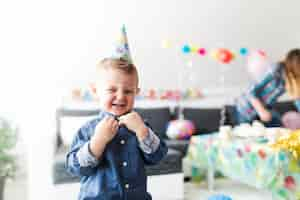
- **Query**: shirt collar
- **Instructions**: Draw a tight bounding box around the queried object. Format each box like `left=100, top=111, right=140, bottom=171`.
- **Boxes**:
left=98, top=110, right=132, bottom=121
left=98, top=110, right=117, bottom=120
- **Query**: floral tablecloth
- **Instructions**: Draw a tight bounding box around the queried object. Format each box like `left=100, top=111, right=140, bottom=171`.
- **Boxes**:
left=184, top=134, right=300, bottom=200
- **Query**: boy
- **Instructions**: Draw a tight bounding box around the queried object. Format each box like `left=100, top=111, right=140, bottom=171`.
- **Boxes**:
left=66, top=26, right=168, bottom=200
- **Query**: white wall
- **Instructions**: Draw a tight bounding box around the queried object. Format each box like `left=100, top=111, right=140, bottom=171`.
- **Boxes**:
left=1, top=0, right=300, bottom=110
left=26, top=0, right=299, bottom=93
left=2, top=0, right=298, bottom=100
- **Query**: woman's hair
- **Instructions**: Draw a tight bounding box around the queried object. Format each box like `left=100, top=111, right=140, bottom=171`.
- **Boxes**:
left=284, top=48, right=300, bottom=98
left=96, top=58, right=139, bottom=85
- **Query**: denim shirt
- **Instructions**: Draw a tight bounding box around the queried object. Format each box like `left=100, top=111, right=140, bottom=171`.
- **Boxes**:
left=66, top=111, right=168, bottom=200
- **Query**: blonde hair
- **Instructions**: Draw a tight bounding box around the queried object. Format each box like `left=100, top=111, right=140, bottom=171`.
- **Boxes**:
left=96, top=58, right=139, bottom=85
left=284, top=49, right=300, bottom=98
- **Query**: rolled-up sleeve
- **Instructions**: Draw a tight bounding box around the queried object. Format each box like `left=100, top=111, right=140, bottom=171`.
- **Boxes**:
left=139, top=128, right=160, bottom=154
left=76, top=142, right=99, bottom=167
left=138, top=128, right=168, bottom=165
left=66, top=124, right=100, bottom=177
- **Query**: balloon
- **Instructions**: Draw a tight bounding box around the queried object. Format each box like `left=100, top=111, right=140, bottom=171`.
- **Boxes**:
left=246, top=50, right=270, bottom=81
left=190, top=46, right=198, bottom=53
left=216, top=48, right=234, bottom=64
left=182, top=45, right=191, bottom=53
left=281, top=111, right=300, bottom=130
left=197, top=48, right=206, bottom=56
left=239, top=47, right=248, bottom=55
left=166, top=119, right=196, bottom=139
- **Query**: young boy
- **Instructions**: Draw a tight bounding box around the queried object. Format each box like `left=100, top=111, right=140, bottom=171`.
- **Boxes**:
left=66, top=58, right=168, bottom=200
left=66, top=26, right=167, bottom=200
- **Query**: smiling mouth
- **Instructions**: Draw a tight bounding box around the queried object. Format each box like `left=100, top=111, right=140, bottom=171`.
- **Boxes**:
left=112, top=103, right=126, bottom=108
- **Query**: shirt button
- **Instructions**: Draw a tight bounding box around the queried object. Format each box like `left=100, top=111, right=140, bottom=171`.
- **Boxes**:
left=125, top=183, right=129, bottom=189
left=120, top=140, right=125, bottom=144
left=122, top=161, right=127, bottom=167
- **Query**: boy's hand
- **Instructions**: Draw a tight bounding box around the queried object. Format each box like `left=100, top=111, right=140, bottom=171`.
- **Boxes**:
left=90, top=116, right=119, bottom=158
left=119, top=112, right=148, bottom=141
left=94, top=116, right=119, bottom=143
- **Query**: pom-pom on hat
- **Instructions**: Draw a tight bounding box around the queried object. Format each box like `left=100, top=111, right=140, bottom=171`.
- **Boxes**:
left=111, top=25, right=133, bottom=64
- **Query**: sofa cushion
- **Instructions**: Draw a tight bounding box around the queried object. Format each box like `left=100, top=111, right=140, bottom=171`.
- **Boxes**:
left=60, top=116, right=96, bottom=148
left=56, top=108, right=100, bottom=150
left=182, top=108, right=221, bottom=134
left=165, top=139, right=190, bottom=156
left=273, top=101, right=297, bottom=115
left=134, top=107, right=172, bottom=139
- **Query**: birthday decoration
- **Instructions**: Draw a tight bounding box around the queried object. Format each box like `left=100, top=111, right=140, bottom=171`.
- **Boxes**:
left=215, top=48, right=234, bottom=64
left=197, top=48, right=206, bottom=56
left=190, top=46, right=198, bottom=53
left=271, top=129, right=300, bottom=160
left=161, top=40, right=269, bottom=65
left=70, top=83, right=98, bottom=102
left=111, top=25, right=133, bottom=64
left=239, top=47, right=248, bottom=56
left=181, top=45, right=191, bottom=54
left=246, top=49, right=270, bottom=80
left=137, top=88, right=203, bottom=101
left=166, top=119, right=196, bottom=139
left=70, top=87, right=203, bottom=102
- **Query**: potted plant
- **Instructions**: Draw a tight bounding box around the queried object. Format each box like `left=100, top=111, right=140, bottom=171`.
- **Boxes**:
left=0, top=117, right=17, bottom=200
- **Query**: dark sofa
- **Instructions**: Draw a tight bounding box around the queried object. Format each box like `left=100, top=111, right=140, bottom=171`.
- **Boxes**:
left=53, top=107, right=184, bottom=184
left=53, top=100, right=297, bottom=184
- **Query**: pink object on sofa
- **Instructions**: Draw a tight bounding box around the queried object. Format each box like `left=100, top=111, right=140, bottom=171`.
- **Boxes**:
left=282, top=111, right=300, bottom=130
left=166, top=119, right=196, bottom=140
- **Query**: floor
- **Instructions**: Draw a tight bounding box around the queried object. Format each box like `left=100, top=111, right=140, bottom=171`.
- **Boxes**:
left=4, top=176, right=273, bottom=200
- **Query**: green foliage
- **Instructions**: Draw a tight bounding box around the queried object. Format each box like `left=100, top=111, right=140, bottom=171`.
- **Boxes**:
left=0, top=118, right=17, bottom=178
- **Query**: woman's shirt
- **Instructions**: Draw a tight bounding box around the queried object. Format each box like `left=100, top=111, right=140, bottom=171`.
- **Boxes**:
left=235, top=63, right=300, bottom=123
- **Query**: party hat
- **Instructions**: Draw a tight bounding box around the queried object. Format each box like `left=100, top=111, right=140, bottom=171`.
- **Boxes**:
left=111, top=25, right=133, bottom=64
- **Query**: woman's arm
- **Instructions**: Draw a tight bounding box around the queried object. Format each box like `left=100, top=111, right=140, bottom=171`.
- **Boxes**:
left=249, top=97, right=272, bottom=122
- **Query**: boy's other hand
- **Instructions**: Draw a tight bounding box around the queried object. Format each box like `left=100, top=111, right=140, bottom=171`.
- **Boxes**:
left=119, top=112, right=148, bottom=140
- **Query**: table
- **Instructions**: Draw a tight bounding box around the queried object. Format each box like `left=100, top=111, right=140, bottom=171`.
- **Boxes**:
left=184, top=134, right=300, bottom=200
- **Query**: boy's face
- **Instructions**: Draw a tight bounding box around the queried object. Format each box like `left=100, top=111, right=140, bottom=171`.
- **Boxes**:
left=97, top=68, right=139, bottom=116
